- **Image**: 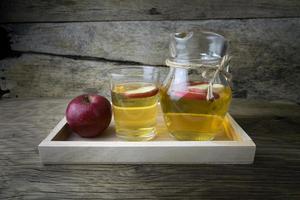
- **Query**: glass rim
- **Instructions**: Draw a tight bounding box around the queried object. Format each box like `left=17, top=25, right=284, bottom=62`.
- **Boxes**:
left=171, top=30, right=227, bottom=42
left=109, top=66, right=160, bottom=77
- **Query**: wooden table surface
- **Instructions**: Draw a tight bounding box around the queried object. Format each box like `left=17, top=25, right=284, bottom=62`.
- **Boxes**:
left=0, top=98, right=300, bottom=199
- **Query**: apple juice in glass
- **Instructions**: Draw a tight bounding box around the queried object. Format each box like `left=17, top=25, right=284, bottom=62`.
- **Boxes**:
left=110, top=67, right=159, bottom=141
left=160, top=31, right=232, bottom=141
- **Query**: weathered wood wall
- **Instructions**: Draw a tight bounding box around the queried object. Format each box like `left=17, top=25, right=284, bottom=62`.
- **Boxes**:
left=0, top=0, right=300, bottom=102
left=1, top=0, right=300, bottom=22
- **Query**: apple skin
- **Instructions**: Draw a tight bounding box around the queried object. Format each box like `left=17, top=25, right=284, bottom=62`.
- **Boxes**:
left=66, top=94, right=112, bottom=138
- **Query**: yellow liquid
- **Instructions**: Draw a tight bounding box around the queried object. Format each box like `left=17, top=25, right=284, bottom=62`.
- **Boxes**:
left=160, top=85, right=232, bottom=141
left=111, top=82, right=158, bottom=141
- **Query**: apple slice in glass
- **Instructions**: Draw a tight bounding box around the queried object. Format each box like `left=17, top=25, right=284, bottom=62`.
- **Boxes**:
left=123, top=85, right=159, bottom=98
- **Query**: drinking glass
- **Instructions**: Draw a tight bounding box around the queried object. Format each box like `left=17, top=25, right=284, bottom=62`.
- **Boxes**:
left=110, top=66, right=160, bottom=141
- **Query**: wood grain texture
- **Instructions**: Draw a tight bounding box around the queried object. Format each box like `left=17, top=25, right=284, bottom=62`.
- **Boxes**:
left=0, top=0, right=300, bottom=23
left=4, top=19, right=300, bottom=66
left=1, top=18, right=300, bottom=101
left=0, top=98, right=300, bottom=199
left=0, top=54, right=123, bottom=98
left=0, top=54, right=167, bottom=98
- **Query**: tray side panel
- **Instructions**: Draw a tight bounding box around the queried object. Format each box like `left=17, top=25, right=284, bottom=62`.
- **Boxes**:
left=39, top=144, right=255, bottom=164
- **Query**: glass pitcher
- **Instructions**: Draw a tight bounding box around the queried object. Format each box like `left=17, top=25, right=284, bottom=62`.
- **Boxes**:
left=160, top=31, right=232, bottom=141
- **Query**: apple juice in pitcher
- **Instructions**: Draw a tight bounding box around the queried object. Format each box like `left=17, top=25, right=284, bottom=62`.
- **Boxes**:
left=160, top=31, right=232, bottom=141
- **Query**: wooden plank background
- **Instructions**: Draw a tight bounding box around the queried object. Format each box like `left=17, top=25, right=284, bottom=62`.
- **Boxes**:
left=1, top=0, right=300, bottom=22
left=0, top=0, right=299, bottom=102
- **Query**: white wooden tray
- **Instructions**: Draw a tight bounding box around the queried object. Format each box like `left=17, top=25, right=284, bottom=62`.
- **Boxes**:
left=39, top=109, right=256, bottom=164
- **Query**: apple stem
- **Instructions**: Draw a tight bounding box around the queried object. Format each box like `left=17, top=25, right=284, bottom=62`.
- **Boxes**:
left=83, top=95, right=91, bottom=104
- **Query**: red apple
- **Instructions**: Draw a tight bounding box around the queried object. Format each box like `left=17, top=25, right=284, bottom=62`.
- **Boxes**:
left=66, top=94, right=112, bottom=138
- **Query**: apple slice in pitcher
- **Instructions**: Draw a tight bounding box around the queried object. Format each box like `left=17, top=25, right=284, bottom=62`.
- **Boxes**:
left=123, top=85, right=159, bottom=98
left=188, top=81, right=209, bottom=86
left=173, top=90, right=208, bottom=100
left=211, top=83, right=224, bottom=93
left=189, top=83, right=224, bottom=93
left=172, top=82, right=221, bottom=100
